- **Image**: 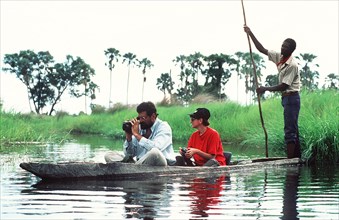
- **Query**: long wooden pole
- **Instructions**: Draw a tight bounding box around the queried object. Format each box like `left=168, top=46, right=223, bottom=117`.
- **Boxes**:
left=241, top=0, right=269, bottom=158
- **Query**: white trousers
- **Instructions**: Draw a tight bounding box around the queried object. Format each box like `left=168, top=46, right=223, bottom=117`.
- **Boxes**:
left=136, top=148, right=167, bottom=166
left=104, top=148, right=167, bottom=166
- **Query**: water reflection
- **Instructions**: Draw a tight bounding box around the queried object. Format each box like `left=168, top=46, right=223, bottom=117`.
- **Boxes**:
left=24, top=174, right=231, bottom=219
left=25, top=175, right=231, bottom=219
left=188, top=175, right=229, bottom=218
left=281, top=166, right=300, bottom=220
left=1, top=140, right=338, bottom=219
left=119, top=179, right=172, bottom=219
left=28, top=178, right=175, bottom=219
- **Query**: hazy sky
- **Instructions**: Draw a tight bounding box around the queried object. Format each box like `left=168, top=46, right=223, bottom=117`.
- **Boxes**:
left=1, top=0, right=338, bottom=114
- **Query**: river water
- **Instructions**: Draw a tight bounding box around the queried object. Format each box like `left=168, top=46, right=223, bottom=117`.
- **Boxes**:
left=1, top=137, right=338, bottom=220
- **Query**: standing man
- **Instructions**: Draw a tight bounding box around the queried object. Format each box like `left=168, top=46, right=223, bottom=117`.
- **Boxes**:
left=244, top=25, right=301, bottom=158
left=105, top=101, right=176, bottom=166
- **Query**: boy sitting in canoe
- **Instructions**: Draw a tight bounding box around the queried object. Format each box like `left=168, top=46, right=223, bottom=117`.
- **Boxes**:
left=176, top=108, right=226, bottom=166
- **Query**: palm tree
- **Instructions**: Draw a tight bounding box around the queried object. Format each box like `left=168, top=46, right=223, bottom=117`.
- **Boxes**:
left=173, top=55, right=198, bottom=103
left=239, top=52, right=265, bottom=104
left=122, top=52, right=137, bottom=105
left=173, top=55, right=186, bottom=89
left=74, top=57, right=96, bottom=114
left=187, top=52, right=204, bottom=84
left=234, top=52, right=244, bottom=103
left=104, top=48, right=120, bottom=108
left=204, top=53, right=237, bottom=101
left=156, top=72, right=174, bottom=100
left=137, top=58, right=154, bottom=102
left=296, top=53, right=319, bottom=90
left=264, top=74, right=279, bottom=99
left=324, top=73, right=339, bottom=89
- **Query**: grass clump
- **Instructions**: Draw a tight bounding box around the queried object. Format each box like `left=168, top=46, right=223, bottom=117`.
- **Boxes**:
left=0, top=89, right=337, bottom=163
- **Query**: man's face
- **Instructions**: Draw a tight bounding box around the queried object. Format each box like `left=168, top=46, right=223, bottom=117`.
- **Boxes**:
left=138, top=111, right=154, bottom=129
left=281, top=41, right=293, bottom=57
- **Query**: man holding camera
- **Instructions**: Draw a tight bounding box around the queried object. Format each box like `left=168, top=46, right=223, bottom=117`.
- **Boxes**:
left=105, top=101, right=176, bottom=166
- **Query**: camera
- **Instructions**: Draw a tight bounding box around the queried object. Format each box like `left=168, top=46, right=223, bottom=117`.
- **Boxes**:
left=180, top=147, right=187, bottom=156
left=122, top=121, right=132, bottom=134
left=122, top=117, right=140, bottom=134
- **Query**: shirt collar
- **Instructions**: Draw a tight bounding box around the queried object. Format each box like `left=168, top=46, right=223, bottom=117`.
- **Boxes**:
left=277, top=54, right=292, bottom=67
left=149, top=118, right=160, bottom=133
left=285, top=55, right=293, bottom=65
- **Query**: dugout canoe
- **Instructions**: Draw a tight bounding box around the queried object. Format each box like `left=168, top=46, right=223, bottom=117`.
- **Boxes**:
left=19, top=157, right=302, bottom=181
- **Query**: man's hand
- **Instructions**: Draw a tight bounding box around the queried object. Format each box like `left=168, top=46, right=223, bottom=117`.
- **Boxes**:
left=256, top=86, right=266, bottom=95
left=125, top=117, right=141, bottom=141
left=244, top=25, right=251, bottom=34
left=130, top=118, right=140, bottom=136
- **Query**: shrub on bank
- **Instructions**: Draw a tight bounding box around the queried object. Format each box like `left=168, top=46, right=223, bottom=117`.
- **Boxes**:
left=0, top=90, right=337, bottom=163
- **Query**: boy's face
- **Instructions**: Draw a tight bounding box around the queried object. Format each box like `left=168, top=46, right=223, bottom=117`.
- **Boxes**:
left=281, top=40, right=293, bottom=57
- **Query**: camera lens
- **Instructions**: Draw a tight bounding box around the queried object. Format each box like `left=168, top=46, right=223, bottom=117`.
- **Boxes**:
left=122, top=121, right=132, bottom=134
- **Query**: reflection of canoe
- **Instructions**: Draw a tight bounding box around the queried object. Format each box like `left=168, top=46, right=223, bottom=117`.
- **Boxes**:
left=20, top=157, right=302, bottom=181
left=29, top=178, right=175, bottom=191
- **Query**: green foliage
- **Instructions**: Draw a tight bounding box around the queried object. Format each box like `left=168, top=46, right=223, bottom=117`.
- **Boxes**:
left=191, top=93, right=217, bottom=104
left=265, top=74, right=279, bottom=87
left=167, top=51, right=266, bottom=104
left=156, top=72, right=175, bottom=100
left=104, top=48, right=121, bottom=72
left=1, top=90, right=337, bottom=163
left=296, top=53, right=320, bottom=90
left=137, top=57, right=154, bottom=101
left=0, top=111, right=66, bottom=144
left=298, top=90, right=338, bottom=163
left=107, top=103, right=129, bottom=114
left=69, top=115, right=106, bottom=135
left=324, top=73, right=339, bottom=90
left=90, top=104, right=107, bottom=114
left=2, top=50, right=99, bottom=115
left=2, top=50, right=55, bottom=114
left=55, top=110, right=69, bottom=120
left=90, top=103, right=130, bottom=115
left=203, top=53, right=238, bottom=99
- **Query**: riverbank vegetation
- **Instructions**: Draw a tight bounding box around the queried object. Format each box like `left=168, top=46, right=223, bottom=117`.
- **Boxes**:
left=1, top=89, right=337, bottom=163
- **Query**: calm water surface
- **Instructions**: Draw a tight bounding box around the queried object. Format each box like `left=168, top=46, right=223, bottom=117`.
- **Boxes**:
left=1, top=138, right=338, bottom=220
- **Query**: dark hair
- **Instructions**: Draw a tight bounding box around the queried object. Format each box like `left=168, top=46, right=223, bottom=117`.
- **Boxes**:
left=136, top=101, right=157, bottom=116
left=189, top=108, right=210, bottom=126
left=285, top=38, right=296, bottom=52
left=202, top=119, right=210, bottom=126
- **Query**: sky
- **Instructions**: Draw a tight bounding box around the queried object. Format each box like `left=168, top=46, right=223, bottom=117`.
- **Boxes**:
left=1, top=0, right=338, bottom=114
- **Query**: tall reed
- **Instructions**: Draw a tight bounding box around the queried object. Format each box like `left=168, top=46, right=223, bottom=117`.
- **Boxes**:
left=1, top=90, right=337, bottom=163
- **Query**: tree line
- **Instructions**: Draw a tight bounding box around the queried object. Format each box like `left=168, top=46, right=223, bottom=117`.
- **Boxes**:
left=2, top=51, right=98, bottom=115
left=157, top=52, right=338, bottom=105
left=2, top=49, right=338, bottom=115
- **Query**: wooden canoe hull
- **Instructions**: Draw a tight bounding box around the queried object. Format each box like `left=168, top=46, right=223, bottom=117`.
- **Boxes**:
left=19, top=157, right=302, bottom=181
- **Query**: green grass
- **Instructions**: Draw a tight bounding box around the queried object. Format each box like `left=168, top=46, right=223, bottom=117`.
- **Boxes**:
left=1, top=89, right=338, bottom=163
left=298, top=90, right=338, bottom=163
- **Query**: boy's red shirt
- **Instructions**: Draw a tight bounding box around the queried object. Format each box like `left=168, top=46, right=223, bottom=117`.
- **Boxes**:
left=188, top=127, right=226, bottom=166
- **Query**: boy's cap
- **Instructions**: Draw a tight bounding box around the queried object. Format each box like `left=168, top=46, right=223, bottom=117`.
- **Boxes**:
left=189, top=108, right=210, bottom=120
